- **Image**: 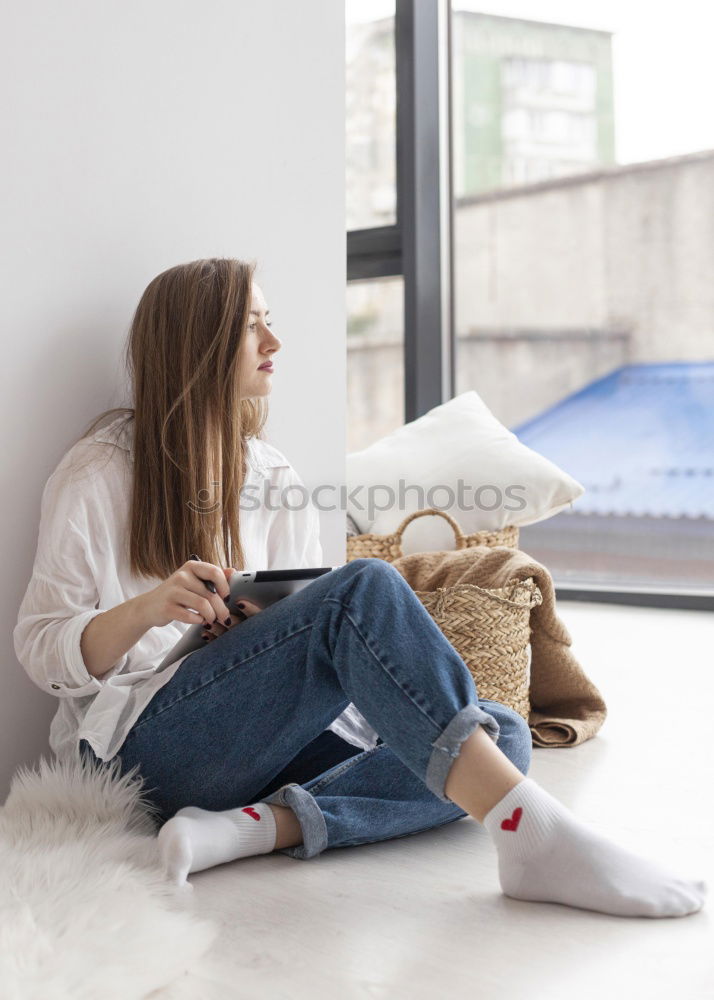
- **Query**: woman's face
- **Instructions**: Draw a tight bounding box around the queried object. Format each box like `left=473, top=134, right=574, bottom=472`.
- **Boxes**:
left=237, top=282, right=282, bottom=398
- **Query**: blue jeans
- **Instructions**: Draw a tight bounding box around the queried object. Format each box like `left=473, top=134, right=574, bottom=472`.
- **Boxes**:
left=79, top=559, right=532, bottom=860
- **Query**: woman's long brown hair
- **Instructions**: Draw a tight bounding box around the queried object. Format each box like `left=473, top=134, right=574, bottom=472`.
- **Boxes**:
left=70, top=257, right=269, bottom=581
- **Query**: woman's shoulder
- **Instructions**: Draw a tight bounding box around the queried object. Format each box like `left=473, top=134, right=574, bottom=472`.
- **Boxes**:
left=246, top=437, right=292, bottom=473
left=50, top=416, right=133, bottom=495
left=90, top=414, right=134, bottom=457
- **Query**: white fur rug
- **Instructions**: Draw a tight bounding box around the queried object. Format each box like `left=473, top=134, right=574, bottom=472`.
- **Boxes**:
left=0, top=753, right=230, bottom=999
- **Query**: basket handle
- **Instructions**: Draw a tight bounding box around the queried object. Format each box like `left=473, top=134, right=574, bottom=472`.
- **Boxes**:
left=392, top=508, right=467, bottom=551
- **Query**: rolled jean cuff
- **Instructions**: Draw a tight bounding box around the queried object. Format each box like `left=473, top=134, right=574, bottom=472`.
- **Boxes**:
left=426, top=702, right=501, bottom=804
left=260, top=781, right=329, bottom=860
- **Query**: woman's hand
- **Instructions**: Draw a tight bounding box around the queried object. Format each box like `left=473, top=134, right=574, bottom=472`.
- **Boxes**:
left=201, top=567, right=263, bottom=643
left=137, top=559, right=236, bottom=630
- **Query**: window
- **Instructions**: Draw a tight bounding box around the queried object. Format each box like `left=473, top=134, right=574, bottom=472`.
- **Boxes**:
left=348, top=0, right=711, bottom=603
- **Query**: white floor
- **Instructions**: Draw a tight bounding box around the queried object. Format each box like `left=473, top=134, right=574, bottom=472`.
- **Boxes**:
left=186, top=602, right=714, bottom=1000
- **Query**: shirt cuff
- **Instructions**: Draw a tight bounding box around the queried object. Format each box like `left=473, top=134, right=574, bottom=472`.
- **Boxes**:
left=46, top=609, right=108, bottom=698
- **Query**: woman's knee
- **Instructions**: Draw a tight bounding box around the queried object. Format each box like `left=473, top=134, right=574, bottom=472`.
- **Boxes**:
left=482, top=701, right=532, bottom=775
left=344, top=558, right=406, bottom=589
left=342, top=557, right=397, bottom=577
left=333, top=558, right=402, bottom=598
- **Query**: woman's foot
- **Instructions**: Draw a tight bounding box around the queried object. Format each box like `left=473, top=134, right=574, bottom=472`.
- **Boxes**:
left=157, top=802, right=277, bottom=886
left=483, top=779, right=707, bottom=918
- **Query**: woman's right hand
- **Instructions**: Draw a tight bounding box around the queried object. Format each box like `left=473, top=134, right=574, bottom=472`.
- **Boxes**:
left=139, top=559, right=235, bottom=629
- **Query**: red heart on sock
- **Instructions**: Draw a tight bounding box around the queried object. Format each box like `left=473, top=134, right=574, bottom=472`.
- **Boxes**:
left=241, top=807, right=261, bottom=822
left=501, top=807, right=522, bottom=832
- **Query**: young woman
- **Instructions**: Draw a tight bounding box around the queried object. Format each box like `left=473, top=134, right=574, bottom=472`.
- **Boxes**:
left=14, top=258, right=706, bottom=918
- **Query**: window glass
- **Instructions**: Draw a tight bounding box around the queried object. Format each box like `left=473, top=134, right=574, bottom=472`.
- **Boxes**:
left=347, top=277, right=404, bottom=453
left=451, top=2, right=714, bottom=591
left=346, top=0, right=397, bottom=230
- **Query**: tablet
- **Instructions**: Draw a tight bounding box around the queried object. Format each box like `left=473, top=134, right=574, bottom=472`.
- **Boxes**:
left=155, top=566, right=339, bottom=672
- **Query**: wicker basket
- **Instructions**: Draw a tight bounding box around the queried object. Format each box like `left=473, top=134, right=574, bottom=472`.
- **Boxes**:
left=348, top=509, right=537, bottom=720
left=414, top=577, right=541, bottom=720
left=346, top=508, right=519, bottom=563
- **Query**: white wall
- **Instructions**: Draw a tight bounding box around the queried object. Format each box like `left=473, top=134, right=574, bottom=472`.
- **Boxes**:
left=0, top=0, right=345, bottom=796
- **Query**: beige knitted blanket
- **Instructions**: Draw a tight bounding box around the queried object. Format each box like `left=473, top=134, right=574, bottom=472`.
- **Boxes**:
left=389, top=545, right=607, bottom=748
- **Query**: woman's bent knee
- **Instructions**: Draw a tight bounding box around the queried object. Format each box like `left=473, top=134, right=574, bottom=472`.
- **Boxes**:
left=334, top=558, right=402, bottom=595
left=343, top=557, right=397, bottom=575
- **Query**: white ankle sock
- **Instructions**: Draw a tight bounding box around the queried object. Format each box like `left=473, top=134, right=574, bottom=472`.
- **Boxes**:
left=482, top=778, right=707, bottom=918
left=157, top=802, right=278, bottom=887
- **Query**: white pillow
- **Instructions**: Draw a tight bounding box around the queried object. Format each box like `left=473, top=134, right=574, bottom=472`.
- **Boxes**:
left=346, top=390, right=584, bottom=554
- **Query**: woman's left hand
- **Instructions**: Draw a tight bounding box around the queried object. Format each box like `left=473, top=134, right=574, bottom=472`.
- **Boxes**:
left=200, top=567, right=263, bottom=642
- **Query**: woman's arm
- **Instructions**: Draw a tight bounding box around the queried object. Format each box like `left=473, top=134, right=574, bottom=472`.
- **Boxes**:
left=79, top=594, right=153, bottom=679
left=14, top=462, right=137, bottom=698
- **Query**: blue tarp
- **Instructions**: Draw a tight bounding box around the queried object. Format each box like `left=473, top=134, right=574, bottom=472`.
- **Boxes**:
left=512, top=362, right=714, bottom=519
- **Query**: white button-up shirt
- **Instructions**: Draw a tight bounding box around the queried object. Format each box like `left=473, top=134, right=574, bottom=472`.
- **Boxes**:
left=14, top=415, right=378, bottom=763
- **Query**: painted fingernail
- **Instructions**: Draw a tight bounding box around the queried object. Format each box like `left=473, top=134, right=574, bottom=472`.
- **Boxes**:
left=236, top=602, right=246, bottom=610
left=201, top=634, right=210, bottom=640
left=224, top=616, right=232, bottom=626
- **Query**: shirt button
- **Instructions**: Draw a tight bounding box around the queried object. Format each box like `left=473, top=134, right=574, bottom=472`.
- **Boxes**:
left=51, top=683, right=61, bottom=689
